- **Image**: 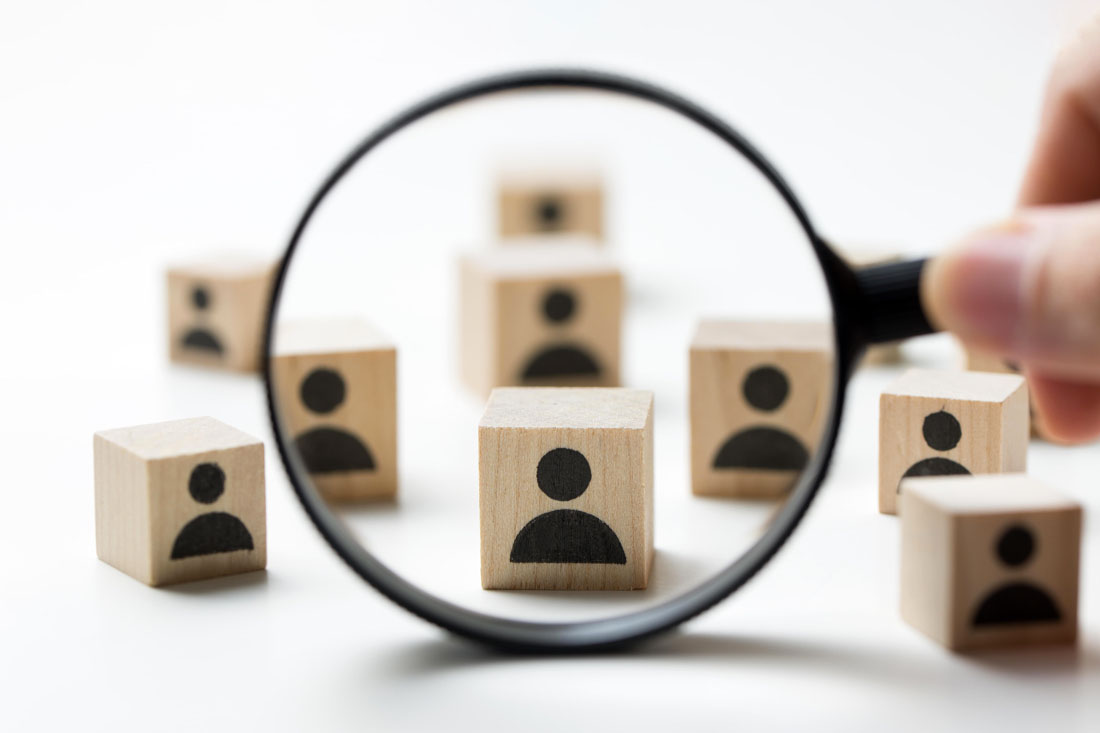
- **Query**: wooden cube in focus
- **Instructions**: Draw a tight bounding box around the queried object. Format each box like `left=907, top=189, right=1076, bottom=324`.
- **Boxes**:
left=879, top=368, right=1028, bottom=515
left=166, top=254, right=274, bottom=372
left=479, top=388, right=653, bottom=590
left=689, top=320, right=832, bottom=498
left=94, top=416, right=266, bottom=586
left=498, top=169, right=603, bottom=241
left=460, top=241, right=622, bottom=397
left=271, top=317, right=397, bottom=501
left=900, top=474, right=1080, bottom=651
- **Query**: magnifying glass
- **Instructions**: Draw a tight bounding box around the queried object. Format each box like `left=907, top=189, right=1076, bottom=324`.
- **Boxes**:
left=263, top=69, right=935, bottom=652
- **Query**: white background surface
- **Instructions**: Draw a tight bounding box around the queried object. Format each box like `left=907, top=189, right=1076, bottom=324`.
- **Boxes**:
left=3, top=1, right=1100, bottom=730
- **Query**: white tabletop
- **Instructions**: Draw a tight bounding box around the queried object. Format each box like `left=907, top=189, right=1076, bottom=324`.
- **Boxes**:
left=3, top=2, right=1099, bottom=730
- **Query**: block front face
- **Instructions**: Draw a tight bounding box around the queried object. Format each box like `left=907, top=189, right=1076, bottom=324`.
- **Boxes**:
left=148, top=443, right=266, bottom=586
left=166, top=258, right=273, bottom=372
left=272, top=320, right=398, bottom=501
left=495, top=273, right=621, bottom=391
left=460, top=244, right=622, bottom=397
left=689, top=321, right=831, bottom=498
left=499, top=181, right=603, bottom=240
left=479, top=388, right=653, bottom=590
left=878, top=369, right=1028, bottom=515
left=901, top=475, right=1080, bottom=651
left=94, top=417, right=267, bottom=586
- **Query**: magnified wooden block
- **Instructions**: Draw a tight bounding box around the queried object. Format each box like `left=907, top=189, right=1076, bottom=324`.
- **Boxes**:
left=964, top=345, right=1045, bottom=439
left=479, top=387, right=654, bottom=591
left=94, top=416, right=266, bottom=586
left=271, top=317, right=397, bottom=501
left=900, top=474, right=1081, bottom=651
left=166, top=254, right=275, bottom=372
left=879, top=368, right=1028, bottom=515
left=460, top=241, right=622, bottom=397
left=498, top=169, right=603, bottom=241
left=689, top=320, right=832, bottom=498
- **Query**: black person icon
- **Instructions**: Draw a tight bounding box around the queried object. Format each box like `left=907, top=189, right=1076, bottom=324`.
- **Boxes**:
left=293, top=367, right=376, bottom=474
left=509, top=448, right=627, bottom=564
left=170, top=462, right=255, bottom=559
left=712, top=365, right=810, bottom=473
left=897, top=410, right=971, bottom=490
left=533, top=194, right=564, bottom=232
left=180, top=284, right=224, bottom=356
left=520, top=286, right=604, bottom=381
left=971, top=524, right=1061, bottom=626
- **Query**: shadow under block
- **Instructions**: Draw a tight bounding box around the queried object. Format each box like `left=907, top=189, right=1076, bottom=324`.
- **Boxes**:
left=689, top=320, right=832, bottom=498
left=498, top=169, right=603, bottom=241
left=479, top=388, right=654, bottom=591
left=271, top=317, right=397, bottom=501
left=166, top=254, right=275, bottom=372
left=878, top=368, right=1028, bottom=516
left=900, top=474, right=1080, bottom=651
left=460, top=241, right=622, bottom=397
left=94, top=417, right=266, bottom=586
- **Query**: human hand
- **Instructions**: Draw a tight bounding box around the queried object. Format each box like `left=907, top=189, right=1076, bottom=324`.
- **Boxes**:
left=922, top=16, right=1100, bottom=443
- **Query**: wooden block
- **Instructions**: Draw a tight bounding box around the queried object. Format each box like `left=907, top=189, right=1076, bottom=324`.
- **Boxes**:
left=689, top=320, right=833, bottom=498
left=900, top=474, right=1080, bottom=651
left=964, top=344, right=1046, bottom=439
left=879, top=368, right=1028, bottom=515
left=94, top=416, right=266, bottom=586
left=460, top=241, right=622, bottom=397
left=479, top=387, right=654, bottom=590
left=166, top=254, right=275, bottom=372
left=498, top=169, right=603, bottom=241
left=271, top=317, right=397, bottom=501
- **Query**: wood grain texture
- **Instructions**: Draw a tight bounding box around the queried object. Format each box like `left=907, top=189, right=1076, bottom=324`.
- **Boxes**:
left=479, top=388, right=653, bottom=590
left=689, top=320, right=832, bottom=498
left=459, top=241, right=622, bottom=398
left=900, top=474, right=1080, bottom=651
left=498, top=169, right=603, bottom=241
left=94, top=416, right=266, bottom=586
left=878, top=368, right=1028, bottom=515
left=166, top=254, right=274, bottom=372
left=271, top=317, right=397, bottom=501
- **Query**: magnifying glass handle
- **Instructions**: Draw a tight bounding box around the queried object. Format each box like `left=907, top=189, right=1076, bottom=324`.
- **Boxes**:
left=852, top=257, right=936, bottom=344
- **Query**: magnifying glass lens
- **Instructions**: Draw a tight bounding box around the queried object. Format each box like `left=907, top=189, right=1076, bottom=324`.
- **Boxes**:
left=267, top=83, right=837, bottom=635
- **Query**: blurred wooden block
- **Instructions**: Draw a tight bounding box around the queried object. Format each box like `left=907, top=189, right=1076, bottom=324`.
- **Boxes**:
left=271, top=317, right=397, bottom=501
left=964, top=344, right=1046, bottom=439
left=879, top=368, right=1028, bottom=515
left=166, top=254, right=275, bottom=372
left=460, top=240, right=622, bottom=397
left=900, top=474, right=1080, bottom=651
left=94, top=416, right=266, bottom=586
left=498, top=169, right=603, bottom=241
left=479, top=387, right=654, bottom=590
left=689, top=320, right=832, bottom=498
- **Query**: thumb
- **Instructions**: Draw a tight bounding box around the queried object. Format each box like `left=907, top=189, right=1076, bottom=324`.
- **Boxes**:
left=922, top=202, right=1100, bottom=382
left=921, top=203, right=1100, bottom=443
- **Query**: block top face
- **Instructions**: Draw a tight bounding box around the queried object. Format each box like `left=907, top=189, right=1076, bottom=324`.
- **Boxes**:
left=167, top=253, right=274, bottom=280
left=903, top=474, right=1080, bottom=515
left=480, top=388, right=653, bottom=430
left=273, top=317, right=393, bottom=356
left=691, top=319, right=833, bottom=352
left=96, top=417, right=262, bottom=460
left=884, top=368, right=1025, bottom=403
left=463, top=241, right=617, bottom=279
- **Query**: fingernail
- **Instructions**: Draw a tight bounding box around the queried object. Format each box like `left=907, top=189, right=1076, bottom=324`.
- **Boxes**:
left=923, top=220, right=1037, bottom=350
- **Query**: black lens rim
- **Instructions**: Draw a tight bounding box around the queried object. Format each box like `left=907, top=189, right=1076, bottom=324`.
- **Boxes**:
left=263, top=68, right=856, bottom=652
